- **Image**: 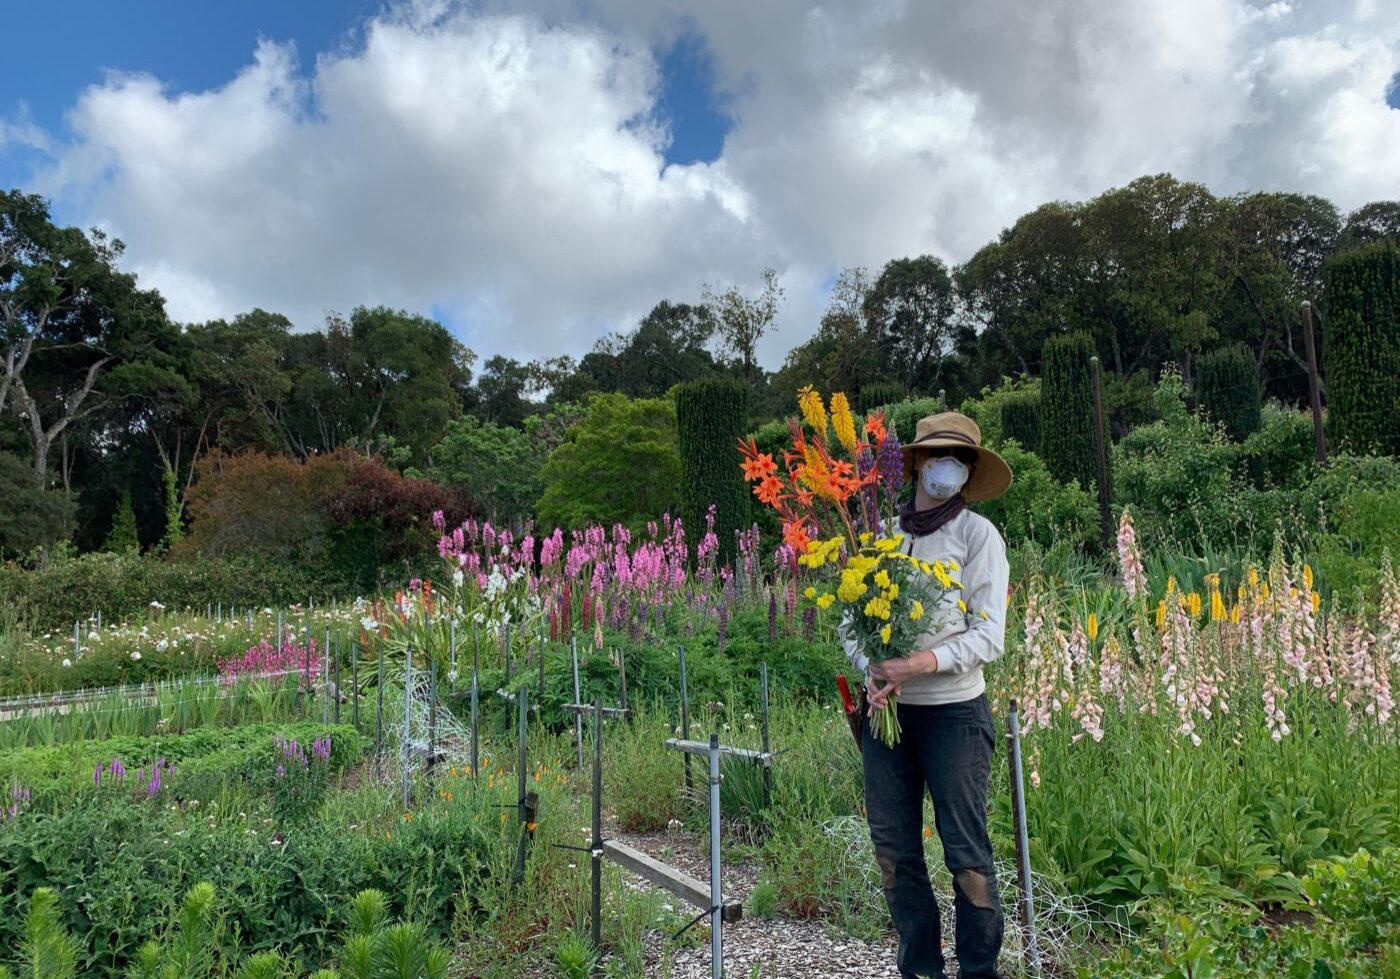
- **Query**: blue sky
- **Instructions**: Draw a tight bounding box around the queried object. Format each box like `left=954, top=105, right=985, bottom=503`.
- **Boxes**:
left=0, top=0, right=731, bottom=198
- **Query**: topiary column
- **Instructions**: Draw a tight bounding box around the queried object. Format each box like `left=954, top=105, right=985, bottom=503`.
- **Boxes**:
left=1323, top=242, right=1400, bottom=456
left=1195, top=344, right=1262, bottom=441
left=1000, top=390, right=1043, bottom=451
left=1039, top=333, right=1102, bottom=493
left=675, top=379, right=751, bottom=568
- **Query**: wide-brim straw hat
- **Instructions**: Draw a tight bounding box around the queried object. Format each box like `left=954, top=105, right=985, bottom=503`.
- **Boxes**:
left=900, top=411, right=1013, bottom=503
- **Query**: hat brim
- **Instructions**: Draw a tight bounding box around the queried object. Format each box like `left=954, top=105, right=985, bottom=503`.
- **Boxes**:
left=901, top=436, right=1013, bottom=503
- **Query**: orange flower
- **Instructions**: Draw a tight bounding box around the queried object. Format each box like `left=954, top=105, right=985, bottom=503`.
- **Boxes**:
left=756, top=475, right=785, bottom=506
left=741, top=451, right=778, bottom=482
left=782, top=519, right=813, bottom=553
left=864, top=412, right=887, bottom=443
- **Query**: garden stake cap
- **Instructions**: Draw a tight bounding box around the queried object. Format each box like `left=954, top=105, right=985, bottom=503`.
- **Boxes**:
left=900, top=411, right=1013, bottom=502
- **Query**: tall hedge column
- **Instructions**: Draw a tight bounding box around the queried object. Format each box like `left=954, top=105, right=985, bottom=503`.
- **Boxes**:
left=1039, top=333, right=1104, bottom=496
left=675, top=379, right=751, bottom=569
left=1323, top=242, right=1400, bottom=456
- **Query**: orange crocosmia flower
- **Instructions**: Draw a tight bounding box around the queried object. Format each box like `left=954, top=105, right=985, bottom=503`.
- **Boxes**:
left=741, top=453, right=778, bottom=482
left=756, top=475, right=785, bottom=506
left=863, top=413, right=887, bottom=442
left=794, top=487, right=815, bottom=508
left=783, top=520, right=813, bottom=553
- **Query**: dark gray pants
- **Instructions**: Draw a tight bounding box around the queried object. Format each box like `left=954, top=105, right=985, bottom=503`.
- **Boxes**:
left=861, top=693, right=1004, bottom=978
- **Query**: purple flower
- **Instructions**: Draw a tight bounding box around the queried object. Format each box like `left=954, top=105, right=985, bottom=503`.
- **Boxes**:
left=94, top=763, right=103, bottom=787
left=276, top=765, right=286, bottom=779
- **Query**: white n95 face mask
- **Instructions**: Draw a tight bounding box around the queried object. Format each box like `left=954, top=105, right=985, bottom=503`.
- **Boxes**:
left=921, top=457, right=969, bottom=500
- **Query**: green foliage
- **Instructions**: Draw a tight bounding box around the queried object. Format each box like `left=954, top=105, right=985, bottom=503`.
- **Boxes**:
left=104, top=489, right=141, bottom=556
left=1323, top=241, right=1400, bottom=455
left=160, top=467, right=184, bottom=553
left=430, top=414, right=540, bottom=525
left=0, top=552, right=361, bottom=637
left=1039, top=332, right=1102, bottom=494
left=675, top=378, right=750, bottom=568
left=972, top=440, right=1098, bottom=552
left=998, top=389, right=1042, bottom=451
left=853, top=381, right=904, bottom=415
left=1196, top=344, right=1262, bottom=440
left=0, top=453, right=73, bottom=560
left=1112, top=368, right=1243, bottom=548
left=552, top=931, right=596, bottom=979
left=879, top=396, right=946, bottom=445
left=536, top=393, right=681, bottom=533
left=1089, top=849, right=1400, bottom=978
left=14, top=888, right=80, bottom=979
left=746, top=881, right=779, bottom=920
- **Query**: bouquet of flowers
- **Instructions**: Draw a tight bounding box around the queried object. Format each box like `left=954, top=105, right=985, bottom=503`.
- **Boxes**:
left=738, top=386, right=964, bottom=746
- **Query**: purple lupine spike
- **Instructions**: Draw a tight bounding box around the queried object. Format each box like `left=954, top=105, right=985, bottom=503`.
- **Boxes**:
left=94, top=763, right=103, bottom=787
left=276, top=765, right=286, bottom=779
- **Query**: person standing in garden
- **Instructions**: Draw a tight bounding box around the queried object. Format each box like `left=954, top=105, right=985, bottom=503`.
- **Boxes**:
left=841, top=411, right=1012, bottom=979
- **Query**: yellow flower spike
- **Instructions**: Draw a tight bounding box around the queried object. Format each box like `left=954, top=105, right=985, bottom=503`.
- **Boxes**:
left=880, top=624, right=892, bottom=644
left=1311, top=591, right=1321, bottom=614
left=797, top=386, right=829, bottom=436
left=1231, top=605, right=1241, bottom=625
left=1210, top=591, right=1226, bottom=622
left=1086, top=613, right=1099, bottom=643
left=1155, top=600, right=1167, bottom=630
left=1303, top=564, right=1314, bottom=591
left=1188, top=592, right=1202, bottom=618
left=831, top=392, right=859, bottom=456
left=910, top=601, right=925, bottom=620
left=1248, top=567, right=1259, bottom=588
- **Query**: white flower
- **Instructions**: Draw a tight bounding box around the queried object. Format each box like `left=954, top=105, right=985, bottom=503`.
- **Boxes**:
left=61, top=658, right=72, bottom=668
left=155, top=639, right=169, bottom=652
left=452, top=569, right=465, bottom=588
left=149, top=600, right=165, bottom=610
left=130, top=651, right=142, bottom=662
left=360, top=616, right=380, bottom=632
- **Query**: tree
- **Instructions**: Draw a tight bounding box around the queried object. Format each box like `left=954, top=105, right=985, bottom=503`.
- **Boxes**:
left=1039, top=333, right=1101, bottom=493
left=536, top=393, right=681, bottom=532
left=0, top=451, right=72, bottom=558
left=1323, top=242, right=1400, bottom=456
left=702, top=268, right=784, bottom=380
left=103, top=487, right=140, bottom=554
left=675, top=379, right=750, bottom=568
left=432, top=414, right=541, bottom=526
left=1338, top=201, right=1400, bottom=252
left=772, top=268, right=882, bottom=403
left=473, top=355, right=534, bottom=429
left=1, top=191, right=170, bottom=488
left=864, top=255, right=957, bottom=393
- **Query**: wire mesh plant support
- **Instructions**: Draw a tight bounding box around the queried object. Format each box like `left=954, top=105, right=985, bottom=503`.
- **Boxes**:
left=369, top=662, right=489, bottom=799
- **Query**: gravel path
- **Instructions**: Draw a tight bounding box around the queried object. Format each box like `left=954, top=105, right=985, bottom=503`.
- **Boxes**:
left=609, top=824, right=906, bottom=979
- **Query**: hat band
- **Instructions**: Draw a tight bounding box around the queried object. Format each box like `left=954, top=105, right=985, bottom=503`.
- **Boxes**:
left=911, top=430, right=979, bottom=448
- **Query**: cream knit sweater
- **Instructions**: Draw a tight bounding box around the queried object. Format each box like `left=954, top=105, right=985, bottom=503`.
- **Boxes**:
left=840, top=508, right=1010, bottom=705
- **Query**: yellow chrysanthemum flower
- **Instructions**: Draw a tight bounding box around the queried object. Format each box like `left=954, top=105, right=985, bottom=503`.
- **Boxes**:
left=858, top=531, right=873, bottom=545
left=816, top=593, right=835, bottom=610
left=880, top=624, right=892, bottom=644
left=804, top=586, right=817, bottom=600
left=886, top=583, right=900, bottom=601
left=838, top=576, right=868, bottom=604
left=910, top=600, right=924, bottom=620
left=874, top=569, right=892, bottom=589
left=876, top=537, right=901, bottom=553
left=946, top=559, right=959, bottom=572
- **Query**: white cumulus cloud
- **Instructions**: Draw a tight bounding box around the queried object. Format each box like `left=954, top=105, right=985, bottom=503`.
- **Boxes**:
left=21, top=0, right=1400, bottom=369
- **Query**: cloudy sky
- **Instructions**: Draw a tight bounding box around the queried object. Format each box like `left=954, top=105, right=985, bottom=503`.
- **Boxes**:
left=2, top=0, right=1398, bottom=369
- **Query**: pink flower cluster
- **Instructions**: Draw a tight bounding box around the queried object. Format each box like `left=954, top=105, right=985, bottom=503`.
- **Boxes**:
left=218, top=638, right=324, bottom=691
